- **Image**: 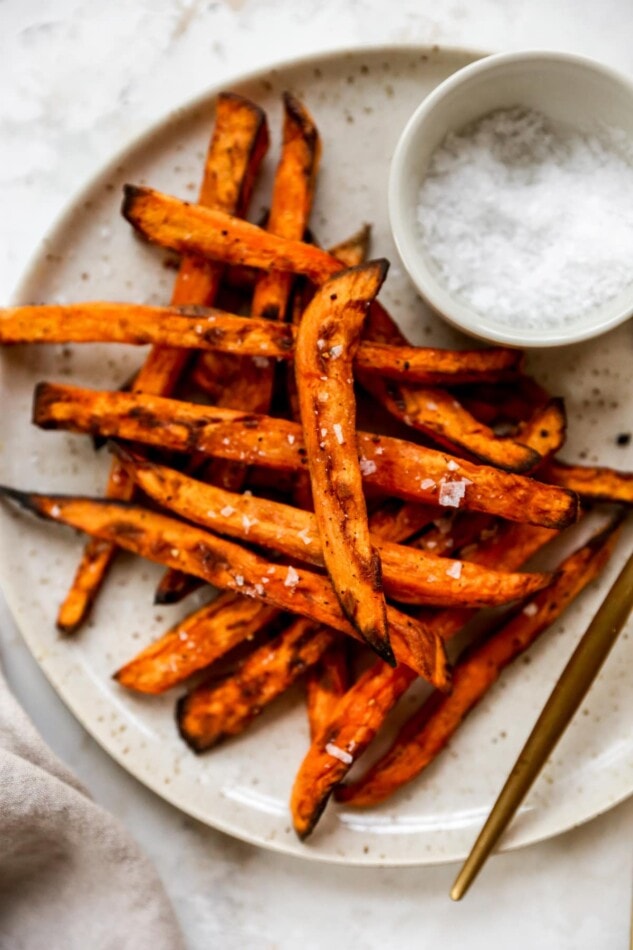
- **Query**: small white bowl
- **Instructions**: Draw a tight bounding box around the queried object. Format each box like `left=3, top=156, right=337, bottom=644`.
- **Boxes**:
left=389, top=51, right=633, bottom=347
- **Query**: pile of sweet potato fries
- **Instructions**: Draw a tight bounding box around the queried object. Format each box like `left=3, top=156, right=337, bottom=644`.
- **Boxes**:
left=1, top=91, right=631, bottom=840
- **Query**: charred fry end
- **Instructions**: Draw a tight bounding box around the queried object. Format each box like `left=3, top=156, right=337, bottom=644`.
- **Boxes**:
left=121, top=183, right=150, bottom=230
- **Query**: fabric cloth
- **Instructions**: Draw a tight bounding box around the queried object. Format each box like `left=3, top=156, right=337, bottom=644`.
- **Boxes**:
left=0, top=666, right=184, bottom=950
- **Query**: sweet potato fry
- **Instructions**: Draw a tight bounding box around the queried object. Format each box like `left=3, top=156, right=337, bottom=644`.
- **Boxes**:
left=122, top=184, right=341, bottom=282
left=114, top=592, right=281, bottom=694
left=56, top=93, right=268, bottom=633
left=177, top=618, right=335, bottom=751
left=250, top=92, right=321, bottom=324
left=337, top=517, right=622, bottom=806
left=288, top=518, right=558, bottom=838
left=295, top=261, right=393, bottom=661
left=0, top=302, right=525, bottom=387
left=290, top=661, right=416, bottom=839
left=286, top=228, right=372, bottom=512
left=118, top=452, right=553, bottom=607
left=541, top=458, right=633, bottom=505
left=33, top=383, right=579, bottom=529
left=306, top=643, right=349, bottom=741
left=0, top=488, right=450, bottom=688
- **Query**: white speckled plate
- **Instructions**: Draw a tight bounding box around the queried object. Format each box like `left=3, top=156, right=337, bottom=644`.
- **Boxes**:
left=1, top=46, right=632, bottom=867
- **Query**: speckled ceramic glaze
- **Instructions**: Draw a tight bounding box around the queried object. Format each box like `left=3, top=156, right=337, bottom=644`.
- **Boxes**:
left=0, top=46, right=631, bottom=867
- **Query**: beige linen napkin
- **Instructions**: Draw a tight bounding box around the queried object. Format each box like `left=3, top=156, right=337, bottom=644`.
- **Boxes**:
left=0, top=665, right=184, bottom=950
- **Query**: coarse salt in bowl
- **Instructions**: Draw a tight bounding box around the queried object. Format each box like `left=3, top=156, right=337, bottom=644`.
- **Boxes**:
left=389, top=51, right=633, bottom=347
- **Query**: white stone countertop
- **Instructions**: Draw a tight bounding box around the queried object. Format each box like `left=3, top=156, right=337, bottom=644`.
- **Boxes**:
left=1, top=2, right=632, bottom=947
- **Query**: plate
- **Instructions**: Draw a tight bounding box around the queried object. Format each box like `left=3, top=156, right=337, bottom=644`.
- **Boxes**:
left=1, top=45, right=632, bottom=867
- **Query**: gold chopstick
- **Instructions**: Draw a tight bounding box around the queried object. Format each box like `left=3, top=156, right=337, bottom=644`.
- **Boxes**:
left=451, top=544, right=633, bottom=901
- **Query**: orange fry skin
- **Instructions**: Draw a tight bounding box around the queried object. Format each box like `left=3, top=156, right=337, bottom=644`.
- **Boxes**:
left=0, top=489, right=450, bottom=688
left=306, top=643, right=349, bottom=741
left=542, top=458, right=633, bottom=505
left=114, top=593, right=280, bottom=694
left=122, top=184, right=338, bottom=283
left=0, top=303, right=525, bottom=387
left=250, top=92, right=322, bottom=325
left=177, top=618, right=335, bottom=752
left=337, top=518, right=622, bottom=807
left=119, top=454, right=553, bottom=608
left=290, top=661, right=416, bottom=839
left=288, top=518, right=558, bottom=838
left=295, top=261, right=392, bottom=662
left=56, top=92, right=268, bottom=633
left=33, top=383, right=579, bottom=530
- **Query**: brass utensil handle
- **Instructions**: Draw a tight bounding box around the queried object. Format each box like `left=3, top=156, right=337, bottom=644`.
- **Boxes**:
left=452, top=545, right=633, bottom=901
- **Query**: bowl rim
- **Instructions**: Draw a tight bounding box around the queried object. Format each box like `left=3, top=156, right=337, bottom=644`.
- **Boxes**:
left=388, top=49, right=633, bottom=348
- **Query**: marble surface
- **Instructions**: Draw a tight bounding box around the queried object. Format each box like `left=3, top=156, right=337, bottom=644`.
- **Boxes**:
left=1, top=1, right=632, bottom=947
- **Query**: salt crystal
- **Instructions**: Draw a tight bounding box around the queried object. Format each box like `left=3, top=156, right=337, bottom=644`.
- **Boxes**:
left=359, top=457, right=377, bottom=476
left=284, top=566, right=299, bottom=588
left=252, top=356, right=269, bottom=368
left=50, top=504, right=61, bottom=518
left=523, top=602, right=538, bottom=617
left=170, top=548, right=180, bottom=558
left=220, top=505, right=235, bottom=517
left=333, top=423, right=345, bottom=444
left=235, top=574, right=245, bottom=587
left=242, top=515, right=257, bottom=533
left=446, top=561, right=463, bottom=579
left=446, top=459, right=460, bottom=471
left=420, top=478, right=436, bottom=490
left=375, top=446, right=384, bottom=455
left=438, top=479, right=468, bottom=508
left=317, top=339, right=326, bottom=350
left=320, top=427, right=328, bottom=437
left=426, top=401, right=438, bottom=411
left=298, top=527, right=313, bottom=545
left=318, top=392, right=329, bottom=402
left=287, top=434, right=295, bottom=445
left=325, top=742, right=353, bottom=765
left=329, top=344, right=343, bottom=359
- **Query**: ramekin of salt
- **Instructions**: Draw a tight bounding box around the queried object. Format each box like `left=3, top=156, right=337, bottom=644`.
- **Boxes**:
left=389, top=51, right=633, bottom=347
